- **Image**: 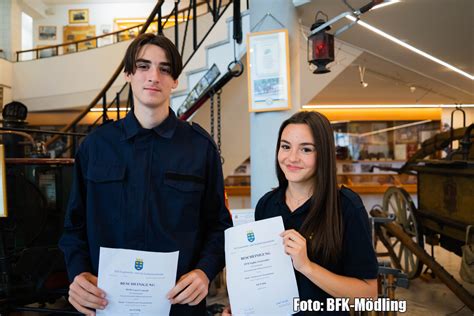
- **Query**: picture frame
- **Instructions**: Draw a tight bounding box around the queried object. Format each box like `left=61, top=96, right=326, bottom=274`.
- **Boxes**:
left=0, top=145, right=8, bottom=217
left=69, top=9, right=89, bottom=24
left=63, top=25, right=96, bottom=53
left=38, top=25, right=57, bottom=40
left=247, top=29, right=291, bottom=112
left=98, top=24, right=113, bottom=46
left=114, top=18, right=158, bottom=41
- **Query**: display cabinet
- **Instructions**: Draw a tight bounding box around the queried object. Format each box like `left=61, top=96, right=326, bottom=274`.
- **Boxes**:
left=332, top=120, right=441, bottom=194
left=336, top=160, right=417, bottom=194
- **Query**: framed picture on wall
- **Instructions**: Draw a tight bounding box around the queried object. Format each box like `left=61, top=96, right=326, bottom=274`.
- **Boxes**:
left=38, top=25, right=57, bottom=40
left=113, top=18, right=158, bottom=41
left=98, top=24, right=113, bottom=46
left=247, top=29, right=291, bottom=112
left=69, top=9, right=89, bottom=24
left=63, top=25, right=96, bottom=53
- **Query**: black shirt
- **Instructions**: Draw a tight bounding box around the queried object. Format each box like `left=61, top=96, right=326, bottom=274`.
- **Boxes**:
left=255, top=186, right=378, bottom=315
left=59, top=110, right=232, bottom=316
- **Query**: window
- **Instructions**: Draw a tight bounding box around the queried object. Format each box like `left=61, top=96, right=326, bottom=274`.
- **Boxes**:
left=21, top=12, right=33, bottom=61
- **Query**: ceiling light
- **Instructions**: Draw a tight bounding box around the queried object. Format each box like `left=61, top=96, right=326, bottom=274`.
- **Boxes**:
left=358, top=65, right=368, bottom=88
left=345, top=15, right=474, bottom=80
left=302, top=104, right=474, bottom=109
left=371, top=0, right=400, bottom=10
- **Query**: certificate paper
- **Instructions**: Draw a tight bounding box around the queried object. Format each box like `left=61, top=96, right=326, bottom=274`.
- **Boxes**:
left=97, top=247, right=179, bottom=316
left=231, top=208, right=255, bottom=226
left=225, top=216, right=299, bottom=315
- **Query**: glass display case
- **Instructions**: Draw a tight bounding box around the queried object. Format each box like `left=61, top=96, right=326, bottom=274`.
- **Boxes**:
left=332, top=120, right=440, bottom=193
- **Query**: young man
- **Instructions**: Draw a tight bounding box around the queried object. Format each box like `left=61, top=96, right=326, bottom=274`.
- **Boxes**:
left=59, top=33, right=232, bottom=316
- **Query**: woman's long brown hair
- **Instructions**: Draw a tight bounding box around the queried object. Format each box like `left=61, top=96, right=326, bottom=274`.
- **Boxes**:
left=275, top=111, right=343, bottom=266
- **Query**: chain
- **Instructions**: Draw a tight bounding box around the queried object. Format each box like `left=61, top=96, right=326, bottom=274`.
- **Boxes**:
left=210, top=91, right=215, bottom=139
left=217, top=90, right=222, bottom=155
left=209, top=90, right=224, bottom=164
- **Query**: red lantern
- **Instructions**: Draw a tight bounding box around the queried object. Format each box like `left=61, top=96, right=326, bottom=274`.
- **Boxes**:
left=308, top=19, right=334, bottom=74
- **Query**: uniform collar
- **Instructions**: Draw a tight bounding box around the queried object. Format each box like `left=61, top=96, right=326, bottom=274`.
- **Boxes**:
left=122, top=109, right=178, bottom=140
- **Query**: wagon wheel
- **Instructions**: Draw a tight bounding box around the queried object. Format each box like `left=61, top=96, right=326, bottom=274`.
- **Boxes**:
left=382, top=186, right=424, bottom=279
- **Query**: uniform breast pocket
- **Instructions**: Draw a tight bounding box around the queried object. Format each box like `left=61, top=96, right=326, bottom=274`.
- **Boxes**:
left=86, top=163, right=125, bottom=222
left=161, top=172, right=205, bottom=231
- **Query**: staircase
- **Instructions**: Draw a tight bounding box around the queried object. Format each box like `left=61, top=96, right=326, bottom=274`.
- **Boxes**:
left=39, top=0, right=251, bottom=178
left=169, top=6, right=251, bottom=178
left=170, top=9, right=250, bottom=114
left=6, top=0, right=250, bottom=178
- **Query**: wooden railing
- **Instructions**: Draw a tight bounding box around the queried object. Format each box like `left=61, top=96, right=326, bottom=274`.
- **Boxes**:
left=15, top=0, right=212, bottom=62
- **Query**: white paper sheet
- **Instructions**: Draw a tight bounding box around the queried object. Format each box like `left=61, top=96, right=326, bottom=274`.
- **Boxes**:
left=97, top=247, right=179, bottom=316
left=225, top=216, right=299, bottom=315
left=231, top=208, right=255, bottom=226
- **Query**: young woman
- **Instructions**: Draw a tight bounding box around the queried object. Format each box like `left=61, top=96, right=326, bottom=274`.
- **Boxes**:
left=225, top=111, right=378, bottom=315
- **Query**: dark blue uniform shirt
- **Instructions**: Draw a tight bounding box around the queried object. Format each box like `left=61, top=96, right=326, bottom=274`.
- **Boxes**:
left=255, top=186, right=378, bottom=315
left=59, top=110, right=232, bottom=315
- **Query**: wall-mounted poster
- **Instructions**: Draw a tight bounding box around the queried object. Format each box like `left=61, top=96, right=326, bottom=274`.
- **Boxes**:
left=247, top=29, right=291, bottom=112
left=0, top=145, right=7, bottom=217
left=38, top=26, right=57, bottom=40
left=69, top=9, right=89, bottom=24
left=63, top=25, right=96, bottom=53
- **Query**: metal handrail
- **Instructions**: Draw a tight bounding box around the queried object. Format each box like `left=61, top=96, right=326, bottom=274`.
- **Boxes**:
left=88, top=0, right=233, bottom=129
left=0, top=126, right=86, bottom=137
left=185, top=1, right=228, bottom=69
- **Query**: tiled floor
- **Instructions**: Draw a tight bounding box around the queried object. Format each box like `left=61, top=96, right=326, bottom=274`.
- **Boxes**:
left=388, top=245, right=474, bottom=316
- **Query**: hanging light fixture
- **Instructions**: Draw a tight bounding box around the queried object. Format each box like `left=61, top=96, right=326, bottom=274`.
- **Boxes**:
left=358, top=65, right=368, bottom=87
left=307, top=11, right=335, bottom=74
left=306, top=0, right=399, bottom=75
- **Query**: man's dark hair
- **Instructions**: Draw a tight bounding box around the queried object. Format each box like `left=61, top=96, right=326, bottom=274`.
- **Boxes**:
left=123, top=33, right=183, bottom=80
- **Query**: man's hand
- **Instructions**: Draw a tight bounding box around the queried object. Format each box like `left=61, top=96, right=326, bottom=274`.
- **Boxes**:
left=167, top=269, right=210, bottom=306
left=68, top=272, right=107, bottom=316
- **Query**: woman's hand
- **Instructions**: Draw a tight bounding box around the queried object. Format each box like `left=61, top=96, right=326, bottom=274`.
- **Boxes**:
left=281, top=229, right=311, bottom=273
left=281, top=231, right=378, bottom=301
